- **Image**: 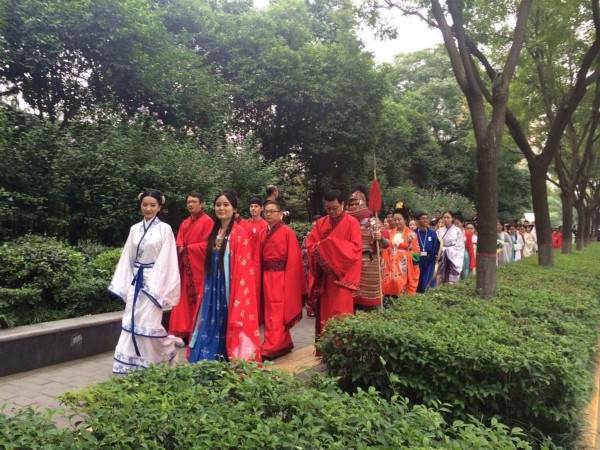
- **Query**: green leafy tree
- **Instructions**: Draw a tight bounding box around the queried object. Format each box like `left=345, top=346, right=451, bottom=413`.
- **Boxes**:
left=510, top=0, right=600, bottom=252
left=170, top=0, right=389, bottom=211
left=0, top=0, right=228, bottom=129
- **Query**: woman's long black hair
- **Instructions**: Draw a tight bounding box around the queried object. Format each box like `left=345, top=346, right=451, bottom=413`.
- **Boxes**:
left=204, top=190, right=238, bottom=275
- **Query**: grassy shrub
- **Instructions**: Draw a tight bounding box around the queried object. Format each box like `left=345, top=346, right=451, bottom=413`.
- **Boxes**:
left=89, top=248, right=122, bottom=281
left=287, top=220, right=312, bottom=244
left=0, top=235, right=84, bottom=299
left=57, top=360, right=531, bottom=449
left=54, top=278, right=121, bottom=316
left=317, top=245, right=600, bottom=447
left=0, top=236, right=123, bottom=328
left=0, top=407, right=88, bottom=449
left=74, top=240, right=114, bottom=263
left=0, top=287, right=42, bottom=328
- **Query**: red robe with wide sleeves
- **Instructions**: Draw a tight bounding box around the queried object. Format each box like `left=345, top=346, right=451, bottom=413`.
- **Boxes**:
left=226, top=222, right=261, bottom=362
left=259, top=222, right=306, bottom=359
left=241, top=217, right=268, bottom=323
left=305, top=212, right=361, bottom=340
left=168, top=213, right=214, bottom=339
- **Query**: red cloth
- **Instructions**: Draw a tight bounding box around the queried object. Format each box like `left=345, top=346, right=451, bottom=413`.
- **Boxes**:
left=241, top=218, right=268, bottom=323
left=226, top=222, right=261, bottom=362
left=552, top=231, right=562, bottom=249
left=464, top=229, right=476, bottom=270
left=168, top=213, right=213, bottom=339
left=259, top=222, right=306, bottom=358
left=305, top=212, right=361, bottom=339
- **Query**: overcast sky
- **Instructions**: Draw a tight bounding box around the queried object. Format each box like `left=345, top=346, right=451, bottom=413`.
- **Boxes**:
left=252, top=1, right=442, bottom=63
left=356, top=11, right=443, bottom=63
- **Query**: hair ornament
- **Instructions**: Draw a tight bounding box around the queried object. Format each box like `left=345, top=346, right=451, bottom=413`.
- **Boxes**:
left=138, top=190, right=166, bottom=205
left=396, top=201, right=404, bottom=209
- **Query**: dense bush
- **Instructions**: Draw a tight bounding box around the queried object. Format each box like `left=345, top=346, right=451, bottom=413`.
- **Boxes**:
left=0, top=236, right=83, bottom=301
left=89, top=248, right=123, bottom=281
left=0, top=287, right=42, bottom=328
left=0, top=107, right=284, bottom=246
left=0, top=407, right=85, bottom=449
left=0, top=236, right=123, bottom=328
left=287, top=221, right=312, bottom=244
left=55, top=360, right=531, bottom=449
left=317, top=245, right=600, bottom=447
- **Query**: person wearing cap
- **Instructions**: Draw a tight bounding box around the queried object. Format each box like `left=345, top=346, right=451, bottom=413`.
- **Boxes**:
left=259, top=200, right=306, bottom=360
left=241, top=195, right=268, bottom=322
left=168, top=192, right=214, bottom=342
left=413, top=211, right=441, bottom=292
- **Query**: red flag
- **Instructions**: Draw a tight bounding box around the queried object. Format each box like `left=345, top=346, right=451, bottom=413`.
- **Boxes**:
left=368, top=179, right=381, bottom=214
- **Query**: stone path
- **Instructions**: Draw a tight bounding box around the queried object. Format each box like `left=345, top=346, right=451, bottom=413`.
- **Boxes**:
left=0, top=315, right=317, bottom=424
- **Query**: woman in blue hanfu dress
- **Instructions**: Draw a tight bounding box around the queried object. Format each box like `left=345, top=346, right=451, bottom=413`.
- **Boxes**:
left=109, top=189, right=183, bottom=374
left=188, top=190, right=261, bottom=363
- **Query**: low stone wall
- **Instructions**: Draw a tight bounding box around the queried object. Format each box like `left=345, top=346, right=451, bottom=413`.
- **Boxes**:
left=0, top=310, right=171, bottom=377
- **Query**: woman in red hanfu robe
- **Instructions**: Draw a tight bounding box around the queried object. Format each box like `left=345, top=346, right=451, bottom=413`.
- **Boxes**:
left=168, top=193, right=214, bottom=341
left=305, top=190, right=362, bottom=341
left=259, top=200, right=306, bottom=360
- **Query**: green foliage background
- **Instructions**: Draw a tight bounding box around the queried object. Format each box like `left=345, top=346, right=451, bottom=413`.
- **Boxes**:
left=0, top=0, right=534, bottom=247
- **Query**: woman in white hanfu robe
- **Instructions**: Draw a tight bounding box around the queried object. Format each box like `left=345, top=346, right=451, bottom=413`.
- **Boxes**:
left=109, top=189, right=183, bottom=374
left=436, top=211, right=464, bottom=285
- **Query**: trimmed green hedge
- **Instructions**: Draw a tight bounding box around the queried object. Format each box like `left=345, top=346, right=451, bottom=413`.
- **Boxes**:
left=54, top=361, right=530, bottom=449
left=0, top=236, right=122, bottom=328
left=317, top=245, right=600, bottom=447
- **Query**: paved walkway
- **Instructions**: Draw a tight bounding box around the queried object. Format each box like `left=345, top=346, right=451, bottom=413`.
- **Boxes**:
left=0, top=316, right=316, bottom=421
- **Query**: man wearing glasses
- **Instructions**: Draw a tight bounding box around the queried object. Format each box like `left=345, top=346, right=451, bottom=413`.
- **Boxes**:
left=305, top=190, right=362, bottom=341
left=259, top=200, right=306, bottom=360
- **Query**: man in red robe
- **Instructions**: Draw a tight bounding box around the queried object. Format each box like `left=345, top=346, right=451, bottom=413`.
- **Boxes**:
left=168, top=192, right=213, bottom=341
left=259, top=200, right=306, bottom=360
left=241, top=196, right=268, bottom=322
left=305, top=190, right=362, bottom=341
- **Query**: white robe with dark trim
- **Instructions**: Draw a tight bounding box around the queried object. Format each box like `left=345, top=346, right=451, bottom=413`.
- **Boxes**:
left=109, top=217, right=183, bottom=374
left=436, top=224, right=464, bottom=284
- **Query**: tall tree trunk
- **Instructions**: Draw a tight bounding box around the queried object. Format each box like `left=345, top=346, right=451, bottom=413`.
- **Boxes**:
left=475, top=139, right=498, bottom=298
left=530, top=164, right=554, bottom=266
left=575, top=201, right=586, bottom=250
left=560, top=190, right=573, bottom=253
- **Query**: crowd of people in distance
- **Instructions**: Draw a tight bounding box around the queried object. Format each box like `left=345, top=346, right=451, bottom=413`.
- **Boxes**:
left=107, top=184, right=543, bottom=373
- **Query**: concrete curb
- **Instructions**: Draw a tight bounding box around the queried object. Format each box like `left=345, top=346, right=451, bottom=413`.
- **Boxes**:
left=0, top=309, right=171, bottom=377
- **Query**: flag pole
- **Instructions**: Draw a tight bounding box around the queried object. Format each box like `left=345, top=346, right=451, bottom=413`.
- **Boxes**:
left=368, top=155, right=384, bottom=310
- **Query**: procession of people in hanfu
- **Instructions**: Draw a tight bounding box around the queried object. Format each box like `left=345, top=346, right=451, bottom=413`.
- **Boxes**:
left=109, top=183, right=536, bottom=371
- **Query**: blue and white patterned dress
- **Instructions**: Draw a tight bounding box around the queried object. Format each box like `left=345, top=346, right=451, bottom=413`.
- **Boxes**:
left=187, top=249, right=229, bottom=362
left=109, top=216, right=183, bottom=374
